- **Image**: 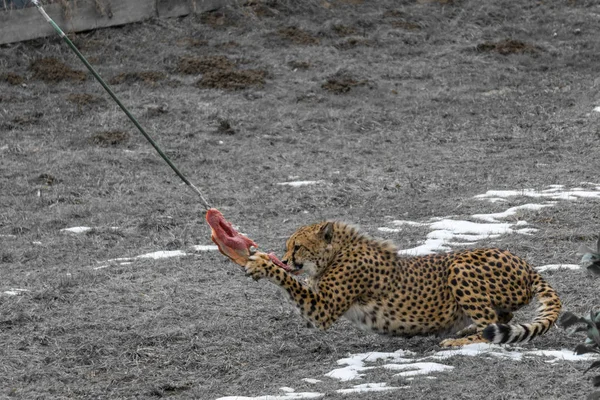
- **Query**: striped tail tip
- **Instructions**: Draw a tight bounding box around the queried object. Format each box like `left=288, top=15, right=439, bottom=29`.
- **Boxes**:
left=482, top=323, right=534, bottom=344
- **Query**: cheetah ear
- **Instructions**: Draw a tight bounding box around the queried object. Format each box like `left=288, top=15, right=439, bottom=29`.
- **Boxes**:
left=319, top=222, right=334, bottom=243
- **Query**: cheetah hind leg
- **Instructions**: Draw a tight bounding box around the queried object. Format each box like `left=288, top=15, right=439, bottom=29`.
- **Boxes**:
left=439, top=303, right=506, bottom=347
left=441, top=311, right=514, bottom=345
left=455, top=310, right=513, bottom=337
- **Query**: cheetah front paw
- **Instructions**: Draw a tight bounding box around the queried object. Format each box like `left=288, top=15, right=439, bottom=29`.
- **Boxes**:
left=244, top=252, right=271, bottom=281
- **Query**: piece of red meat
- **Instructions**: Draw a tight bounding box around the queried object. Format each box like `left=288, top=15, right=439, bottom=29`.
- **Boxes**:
left=206, top=208, right=291, bottom=271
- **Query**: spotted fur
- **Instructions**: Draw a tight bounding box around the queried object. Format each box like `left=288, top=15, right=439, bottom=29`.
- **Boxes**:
left=244, top=221, right=562, bottom=347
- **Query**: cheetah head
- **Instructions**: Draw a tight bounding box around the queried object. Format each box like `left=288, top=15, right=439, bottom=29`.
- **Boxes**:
left=281, top=221, right=335, bottom=277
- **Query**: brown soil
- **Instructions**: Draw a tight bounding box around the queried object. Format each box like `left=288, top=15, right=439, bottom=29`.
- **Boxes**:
left=31, top=173, right=59, bottom=186
left=90, top=130, right=129, bottom=147
left=334, top=37, right=372, bottom=50
left=29, top=57, right=87, bottom=83
left=216, top=119, right=236, bottom=135
left=332, top=24, right=358, bottom=36
left=176, top=55, right=235, bottom=75
left=175, top=37, right=209, bottom=48
left=1, top=72, right=25, bottom=85
left=108, top=71, right=166, bottom=86
left=7, top=112, right=44, bottom=129
left=383, top=10, right=421, bottom=30
left=66, top=93, right=105, bottom=107
left=477, top=39, right=540, bottom=55
left=199, top=9, right=236, bottom=28
left=322, top=73, right=367, bottom=94
left=196, top=69, right=267, bottom=90
left=288, top=60, right=311, bottom=70
left=214, top=40, right=241, bottom=49
left=277, top=26, right=320, bottom=45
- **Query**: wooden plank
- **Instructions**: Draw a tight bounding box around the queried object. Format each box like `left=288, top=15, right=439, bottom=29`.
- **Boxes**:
left=0, top=0, right=155, bottom=45
left=0, top=0, right=236, bottom=46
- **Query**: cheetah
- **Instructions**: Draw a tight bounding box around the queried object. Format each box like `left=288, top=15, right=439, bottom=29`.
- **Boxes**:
left=244, top=221, right=562, bottom=347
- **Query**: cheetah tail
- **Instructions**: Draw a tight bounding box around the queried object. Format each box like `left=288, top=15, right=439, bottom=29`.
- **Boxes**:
left=482, top=271, right=562, bottom=344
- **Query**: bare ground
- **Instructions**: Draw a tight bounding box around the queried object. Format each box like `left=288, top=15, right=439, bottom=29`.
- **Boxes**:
left=1, top=0, right=600, bottom=399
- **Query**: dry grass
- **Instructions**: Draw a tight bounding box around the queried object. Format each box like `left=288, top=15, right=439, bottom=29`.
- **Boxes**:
left=1, top=0, right=600, bottom=398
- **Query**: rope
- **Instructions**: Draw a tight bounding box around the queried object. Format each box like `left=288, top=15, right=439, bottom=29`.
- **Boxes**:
left=31, top=0, right=212, bottom=210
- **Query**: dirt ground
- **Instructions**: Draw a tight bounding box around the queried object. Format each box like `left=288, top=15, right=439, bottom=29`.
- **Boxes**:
left=1, top=0, right=600, bottom=399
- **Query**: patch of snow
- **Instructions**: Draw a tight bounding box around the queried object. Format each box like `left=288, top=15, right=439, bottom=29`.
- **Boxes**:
left=390, top=220, right=428, bottom=227
left=427, top=343, right=524, bottom=361
left=594, top=106, right=600, bottom=113
left=472, top=203, right=554, bottom=223
left=397, top=218, right=531, bottom=256
left=430, top=219, right=519, bottom=236
left=398, top=237, right=451, bottom=256
left=136, top=250, right=187, bottom=260
left=61, top=226, right=92, bottom=233
left=301, top=379, right=322, bottom=384
left=326, top=350, right=418, bottom=381
left=94, top=250, right=190, bottom=270
left=485, top=197, right=509, bottom=203
left=335, top=382, right=407, bottom=394
left=535, top=264, right=580, bottom=272
left=191, top=245, right=219, bottom=252
left=386, top=185, right=600, bottom=256
left=526, top=349, right=599, bottom=363
left=4, top=288, right=29, bottom=296
left=382, top=362, right=454, bottom=377
left=426, top=343, right=599, bottom=364
left=215, top=392, right=324, bottom=400
left=325, top=362, right=371, bottom=381
left=475, top=187, right=600, bottom=202
left=276, top=181, right=324, bottom=187
left=0, top=234, right=17, bottom=238
left=377, top=227, right=401, bottom=233
left=280, top=387, right=295, bottom=393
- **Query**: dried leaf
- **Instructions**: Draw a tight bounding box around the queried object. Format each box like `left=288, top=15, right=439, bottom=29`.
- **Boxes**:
left=588, top=261, right=600, bottom=276
left=589, top=312, right=600, bottom=346
left=560, top=312, right=586, bottom=329
left=575, top=344, right=599, bottom=355
left=585, top=361, right=600, bottom=374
